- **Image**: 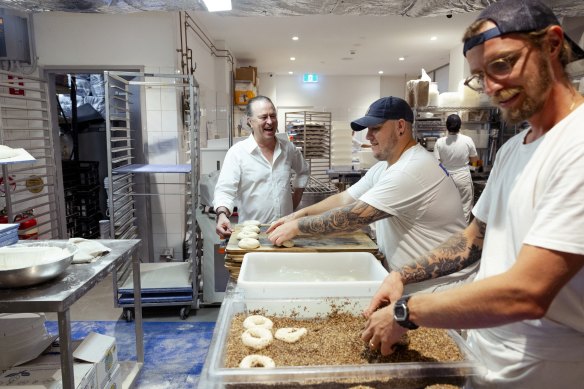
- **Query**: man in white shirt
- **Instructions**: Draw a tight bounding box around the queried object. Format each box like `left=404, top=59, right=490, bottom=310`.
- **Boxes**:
left=361, top=1, right=584, bottom=388
left=433, top=113, right=479, bottom=223
left=213, top=96, right=309, bottom=238
left=268, top=96, right=471, bottom=293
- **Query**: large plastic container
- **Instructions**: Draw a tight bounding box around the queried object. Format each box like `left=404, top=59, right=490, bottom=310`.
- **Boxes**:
left=237, top=252, right=388, bottom=298
left=200, top=296, right=485, bottom=388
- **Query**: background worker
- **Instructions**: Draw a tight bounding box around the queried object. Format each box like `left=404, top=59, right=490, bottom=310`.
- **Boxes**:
left=361, top=1, right=584, bottom=387
left=268, top=97, right=473, bottom=294
left=213, top=96, right=309, bottom=239
left=433, top=113, right=479, bottom=223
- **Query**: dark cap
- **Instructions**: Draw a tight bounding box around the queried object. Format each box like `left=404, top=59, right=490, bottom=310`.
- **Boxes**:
left=446, top=114, right=462, bottom=132
left=351, top=96, right=414, bottom=131
left=463, top=0, right=584, bottom=60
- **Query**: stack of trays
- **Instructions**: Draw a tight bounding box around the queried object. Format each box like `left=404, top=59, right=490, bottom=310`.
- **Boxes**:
left=224, top=224, right=380, bottom=280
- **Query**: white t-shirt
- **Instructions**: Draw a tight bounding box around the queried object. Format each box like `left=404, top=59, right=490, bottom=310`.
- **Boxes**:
left=472, top=104, right=584, bottom=361
left=348, top=145, right=471, bottom=290
left=213, top=134, right=310, bottom=223
left=433, top=133, right=478, bottom=172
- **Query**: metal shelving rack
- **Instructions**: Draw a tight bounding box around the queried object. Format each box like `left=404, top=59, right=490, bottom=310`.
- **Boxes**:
left=285, top=111, right=332, bottom=183
left=414, top=106, right=500, bottom=167
left=104, top=71, right=201, bottom=320
left=0, top=69, right=63, bottom=239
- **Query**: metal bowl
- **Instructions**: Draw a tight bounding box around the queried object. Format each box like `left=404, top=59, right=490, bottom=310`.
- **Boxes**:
left=0, top=242, right=78, bottom=288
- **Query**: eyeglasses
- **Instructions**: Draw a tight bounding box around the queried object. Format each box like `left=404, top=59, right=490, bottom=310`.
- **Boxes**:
left=464, top=49, right=526, bottom=93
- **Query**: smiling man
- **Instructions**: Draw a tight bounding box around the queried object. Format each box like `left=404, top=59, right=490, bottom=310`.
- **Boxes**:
left=268, top=96, right=472, bottom=294
left=361, top=1, right=584, bottom=388
left=213, top=96, right=309, bottom=238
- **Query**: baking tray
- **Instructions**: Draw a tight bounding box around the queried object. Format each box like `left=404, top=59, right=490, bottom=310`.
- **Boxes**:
left=202, top=296, right=485, bottom=388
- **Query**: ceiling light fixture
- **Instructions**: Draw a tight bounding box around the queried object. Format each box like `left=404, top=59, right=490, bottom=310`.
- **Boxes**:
left=430, top=36, right=437, bottom=41
left=292, top=36, right=299, bottom=41
left=398, top=57, right=405, bottom=61
left=378, top=71, right=384, bottom=74
left=290, top=57, right=296, bottom=61
left=202, top=0, right=232, bottom=12
left=288, top=71, right=293, bottom=75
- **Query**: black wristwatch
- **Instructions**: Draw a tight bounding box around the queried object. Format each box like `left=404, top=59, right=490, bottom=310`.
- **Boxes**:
left=393, top=295, right=419, bottom=330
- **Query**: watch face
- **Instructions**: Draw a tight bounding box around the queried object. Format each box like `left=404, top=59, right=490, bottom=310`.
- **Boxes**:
left=394, top=304, right=407, bottom=320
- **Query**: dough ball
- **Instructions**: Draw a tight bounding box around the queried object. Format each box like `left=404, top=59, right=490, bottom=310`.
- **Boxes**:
left=275, top=240, right=294, bottom=248
left=242, top=219, right=261, bottom=226
left=237, top=231, right=259, bottom=240
left=238, top=237, right=260, bottom=250
left=241, top=225, right=260, bottom=233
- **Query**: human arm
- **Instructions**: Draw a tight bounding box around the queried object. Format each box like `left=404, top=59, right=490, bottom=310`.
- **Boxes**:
left=268, top=199, right=390, bottom=246
left=214, top=206, right=233, bottom=239
left=266, top=190, right=356, bottom=233
left=291, top=187, right=305, bottom=210
left=362, top=243, right=584, bottom=355
left=364, top=218, right=485, bottom=317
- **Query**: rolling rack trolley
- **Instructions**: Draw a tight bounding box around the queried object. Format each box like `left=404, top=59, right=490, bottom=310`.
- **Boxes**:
left=105, top=71, right=201, bottom=320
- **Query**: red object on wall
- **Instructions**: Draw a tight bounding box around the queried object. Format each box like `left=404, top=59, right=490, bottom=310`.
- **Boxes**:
left=8, top=75, right=25, bottom=96
left=14, top=211, right=38, bottom=240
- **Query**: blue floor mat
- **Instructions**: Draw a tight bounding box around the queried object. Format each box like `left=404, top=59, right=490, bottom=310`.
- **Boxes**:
left=45, top=320, right=215, bottom=389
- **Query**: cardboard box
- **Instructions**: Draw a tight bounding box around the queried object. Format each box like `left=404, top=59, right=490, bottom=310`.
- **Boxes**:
left=0, top=363, right=97, bottom=389
left=73, top=333, right=118, bottom=389
left=235, top=66, right=257, bottom=85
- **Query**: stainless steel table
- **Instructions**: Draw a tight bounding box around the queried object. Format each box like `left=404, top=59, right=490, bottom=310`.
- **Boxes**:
left=0, top=239, right=144, bottom=389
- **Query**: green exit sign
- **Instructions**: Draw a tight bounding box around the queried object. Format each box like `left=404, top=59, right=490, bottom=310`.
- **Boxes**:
left=303, top=73, right=318, bottom=83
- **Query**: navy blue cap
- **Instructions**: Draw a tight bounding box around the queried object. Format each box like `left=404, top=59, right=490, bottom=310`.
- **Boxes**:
left=463, top=0, right=584, bottom=60
left=351, top=96, right=414, bottom=131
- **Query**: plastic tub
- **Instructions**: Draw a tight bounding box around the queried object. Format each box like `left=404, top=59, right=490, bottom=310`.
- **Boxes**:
left=201, top=296, right=485, bottom=388
left=237, top=252, right=387, bottom=298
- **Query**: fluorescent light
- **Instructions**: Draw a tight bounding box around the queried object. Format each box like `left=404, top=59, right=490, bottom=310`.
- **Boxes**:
left=290, top=57, right=296, bottom=61
left=398, top=57, right=405, bottom=61
left=288, top=71, right=294, bottom=75
left=292, top=36, right=299, bottom=41
left=202, top=0, right=232, bottom=12
left=430, top=36, right=437, bottom=41
left=378, top=71, right=384, bottom=74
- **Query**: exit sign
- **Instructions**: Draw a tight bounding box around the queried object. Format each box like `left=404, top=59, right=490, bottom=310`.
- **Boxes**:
left=303, top=73, right=318, bottom=83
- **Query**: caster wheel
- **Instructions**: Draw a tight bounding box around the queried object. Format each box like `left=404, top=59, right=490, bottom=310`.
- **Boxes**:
left=123, top=308, right=134, bottom=322
left=180, top=306, right=190, bottom=320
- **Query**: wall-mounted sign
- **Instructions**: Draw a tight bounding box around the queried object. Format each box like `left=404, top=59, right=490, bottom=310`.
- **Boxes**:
left=303, top=73, right=318, bottom=83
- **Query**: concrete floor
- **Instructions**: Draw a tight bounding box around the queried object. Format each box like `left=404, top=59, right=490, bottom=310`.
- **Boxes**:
left=44, top=274, right=221, bottom=323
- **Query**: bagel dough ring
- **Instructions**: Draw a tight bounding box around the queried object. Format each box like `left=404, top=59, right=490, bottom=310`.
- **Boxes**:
left=238, top=237, right=260, bottom=250
left=237, top=231, right=259, bottom=240
left=243, top=315, right=274, bottom=330
left=241, top=327, right=273, bottom=350
left=242, top=219, right=261, bottom=226
left=239, top=354, right=276, bottom=368
left=275, top=327, right=307, bottom=343
left=241, top=225, right=260, bottom=233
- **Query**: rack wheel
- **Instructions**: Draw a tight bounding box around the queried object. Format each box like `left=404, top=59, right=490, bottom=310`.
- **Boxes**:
left=180, top=306, right=191, bottom=320
left=123, top=308, right=134, bottom=322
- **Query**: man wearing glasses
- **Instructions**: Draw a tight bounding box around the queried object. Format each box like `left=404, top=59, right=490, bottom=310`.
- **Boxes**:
left=361, top=0, right=584, bottom=387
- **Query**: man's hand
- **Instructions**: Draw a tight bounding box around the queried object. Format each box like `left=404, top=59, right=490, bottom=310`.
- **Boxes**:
left=267, top=220, right=300, bottom=246
left=363, top=271, right=403, bottom=319
left=361, top=303, right=408, bottom=356
left=266, top=213, right=297, bottom=234
left=215, top=213, right=233, bottom=239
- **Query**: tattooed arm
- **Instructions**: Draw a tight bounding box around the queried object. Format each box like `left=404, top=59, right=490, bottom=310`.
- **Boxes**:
left=363, top=218, right=485, bottom=318
left=267, top=200, right=388, bottom=245
left=399, top=218, right=486, bottom=284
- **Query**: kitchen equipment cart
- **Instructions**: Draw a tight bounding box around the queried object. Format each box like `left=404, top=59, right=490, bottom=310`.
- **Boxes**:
left=0, top=239, right=143, bottom=389
left=104, top=71, right=201, bottom=320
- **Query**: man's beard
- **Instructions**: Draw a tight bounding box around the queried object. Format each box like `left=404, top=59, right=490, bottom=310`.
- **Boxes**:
left=494, top=55, right=552, bottom=124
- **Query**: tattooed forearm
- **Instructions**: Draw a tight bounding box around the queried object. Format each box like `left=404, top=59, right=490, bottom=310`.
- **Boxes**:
left=399, top=219, right=486, bottom=284
left=298, top=201, right=389, bottom=235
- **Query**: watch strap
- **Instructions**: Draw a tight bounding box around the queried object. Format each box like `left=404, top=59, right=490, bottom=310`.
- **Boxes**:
left=394, top=295, right=419, bottom=330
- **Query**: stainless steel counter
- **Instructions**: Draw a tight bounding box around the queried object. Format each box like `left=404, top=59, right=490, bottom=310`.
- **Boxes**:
left=0, top=239, right=143, bottom=389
